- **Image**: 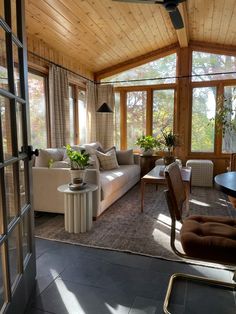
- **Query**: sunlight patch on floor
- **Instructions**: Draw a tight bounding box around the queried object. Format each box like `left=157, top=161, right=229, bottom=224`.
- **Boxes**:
left=190, top=199, right=210, bottom=207
left=51, top=269, right=85, bottom=313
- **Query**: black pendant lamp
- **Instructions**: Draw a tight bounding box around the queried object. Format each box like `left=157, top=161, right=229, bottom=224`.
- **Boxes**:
left=96, top=102, right=113, bottom=113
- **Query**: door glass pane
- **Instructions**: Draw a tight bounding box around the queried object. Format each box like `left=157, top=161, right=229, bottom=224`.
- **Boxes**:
left=13, top=44, right=21, bottom=97
left=114, top=93, right=120, bottom=149
left=16, top=102, right=23, bottom=153
left=0, top=0, right=4, bottom=19
left=22, top=213, right=30, bottom=263
left=69, top=86, right=75, bottom=145
left=78, top=90, right=86, bottom=144
left=127, top=91, right=146, bottom=149
left=5, top=165, right=17, bottom=225
left=0, top=27, right=8, bottom=91
left=11, top=0, right=17, bottom=36
left=222, top=86, right=236, bottom=153
left=28, top=72, right=47, bottom=148
left=0, top=246, right=4, bottom=309
left=0, top=96, right=12, bottom=160
left=191, top=87, right=216, bottom=152
left=8, top=226, right=19, bottom=289
left=19, top=160, right=26, bottom=210
left=152, top=89, right=175, bottom=137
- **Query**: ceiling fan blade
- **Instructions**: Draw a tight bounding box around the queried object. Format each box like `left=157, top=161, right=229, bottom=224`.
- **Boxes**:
left=169, top=8, right=184, bottom=29
left=112, top=0, right=164, bottom=4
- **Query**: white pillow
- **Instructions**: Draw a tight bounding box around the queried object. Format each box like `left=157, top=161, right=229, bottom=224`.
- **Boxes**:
left=96, top=148, right=119, bottom=170
left=35, top=148, right=64, bottom=167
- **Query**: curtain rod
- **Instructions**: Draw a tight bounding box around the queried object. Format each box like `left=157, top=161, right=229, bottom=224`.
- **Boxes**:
left=100, top=71, right=236, bottom=84
left=27, top=51, right=236, bottom=85
left=28, top=51, right=95, bottom=84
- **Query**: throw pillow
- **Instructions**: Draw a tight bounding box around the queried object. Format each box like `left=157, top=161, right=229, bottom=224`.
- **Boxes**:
left=35, top=148, right=64, bottom=167
left=88, top=154, right=100, bottom=170
left=116, top=149, right=134, bottom=165
left=96, top=148, right=119, bottom=170
left=97, top=146, right=116, bottom=153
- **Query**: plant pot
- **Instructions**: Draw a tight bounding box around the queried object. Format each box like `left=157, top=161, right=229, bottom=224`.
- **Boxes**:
left=164, top=155, right=176, bottom=166
left=142, top=149, right=153, bottom=156
left=69, top=169, right=85, bottom=183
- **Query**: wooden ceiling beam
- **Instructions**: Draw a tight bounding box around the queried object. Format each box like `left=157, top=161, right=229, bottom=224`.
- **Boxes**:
left=176, top=2, right=189, bottom=48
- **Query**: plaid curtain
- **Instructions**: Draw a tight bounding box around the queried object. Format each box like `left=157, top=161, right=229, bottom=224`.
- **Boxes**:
left=96, top=85, right=115, bottom=149
left=49, top=65, right=69, bottom=147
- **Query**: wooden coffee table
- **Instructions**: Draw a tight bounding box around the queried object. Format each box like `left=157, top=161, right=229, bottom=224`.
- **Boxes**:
left=141, top=165, right=192, bottom=213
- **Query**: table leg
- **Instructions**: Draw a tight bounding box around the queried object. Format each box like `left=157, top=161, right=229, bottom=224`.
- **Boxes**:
left=141, top=180, right=145, bottom=212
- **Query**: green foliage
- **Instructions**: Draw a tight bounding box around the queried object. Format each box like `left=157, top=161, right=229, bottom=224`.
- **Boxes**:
left=66, top=145, right=90, bottom=170
left=135, top=135, right=160, bottom=151
left=211, top=95, right=236, bottom=136
left=158, top=130, right=179, bottom=155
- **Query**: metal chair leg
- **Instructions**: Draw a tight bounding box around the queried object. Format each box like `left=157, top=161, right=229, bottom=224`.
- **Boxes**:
left=163, top=272, right=236, bottom=314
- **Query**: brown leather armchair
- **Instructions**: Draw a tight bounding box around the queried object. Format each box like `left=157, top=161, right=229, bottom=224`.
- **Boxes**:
left=163, top=162, right=236, bottom=314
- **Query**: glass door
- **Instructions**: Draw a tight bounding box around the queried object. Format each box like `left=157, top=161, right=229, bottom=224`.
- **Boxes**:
left=0, top=1, right=36, bottom=313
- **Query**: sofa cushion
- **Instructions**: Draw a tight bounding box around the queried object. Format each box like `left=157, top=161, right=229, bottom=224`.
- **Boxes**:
left=50, top=161, right=70, bottom=168
left=181, top=215, right=236, bottom=263
left=100, top=164, right=140, bottom=199
left=96, top=148, right=119, bottom=170
left=116, top=149, right=134, bottom=165
left=84, top=142, right=103, bottom=154
left=35, top=148, right=65, bottom=167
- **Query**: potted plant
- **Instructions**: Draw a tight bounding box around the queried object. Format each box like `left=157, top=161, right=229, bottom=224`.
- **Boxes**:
left=135, top=135, right=160, bottom=156
left=66, top=144, right=90, bottom=182
left=160, top=130, right=179, bottom=165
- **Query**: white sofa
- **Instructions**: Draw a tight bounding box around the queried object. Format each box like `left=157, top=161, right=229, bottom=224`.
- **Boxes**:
left=32, top=145, right=140, bottom=218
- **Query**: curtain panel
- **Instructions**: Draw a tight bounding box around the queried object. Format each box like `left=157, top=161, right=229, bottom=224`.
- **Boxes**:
left=49, top=64, right=70, bottom=147
left=96, top=85, right=115, bottom=149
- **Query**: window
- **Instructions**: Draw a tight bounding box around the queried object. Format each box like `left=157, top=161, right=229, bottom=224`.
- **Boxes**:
left=114, top=93, right=120, bottom=149
left=191, top=87, right=216, bottom=152
left=127, top=91, right=146, bottom=149
left=152, top=89, right=175, bottom=137
left=222, top=86, right=236, bottom=153
left=68, top=85, right=87, bottom=145
left=78, top=90, right=86, bottom=144
left=69, top=85, right=75, bottom=145
left=28, top=71, right=48, bottom=148
left=102, top=53, right=176, bottom=87
left=192, top=51, right=236, bottom=81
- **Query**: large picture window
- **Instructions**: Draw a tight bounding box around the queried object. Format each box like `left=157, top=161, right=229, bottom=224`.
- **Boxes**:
left=222, top=86, right=236, bottom=153
left=191, top=87, right=216, bottom=152
left=192, top=51, right=236, bottom=81
left=127, top=91, right=146, bottom=149
left=28, top=71, right=48, bottom=148
left=152, top=89, right=175, bottom=137
left=102, top=53, right=176, bottom=87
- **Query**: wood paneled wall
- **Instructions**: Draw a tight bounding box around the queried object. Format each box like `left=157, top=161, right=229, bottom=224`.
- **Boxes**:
left=27, top=34, right=93, bottom=80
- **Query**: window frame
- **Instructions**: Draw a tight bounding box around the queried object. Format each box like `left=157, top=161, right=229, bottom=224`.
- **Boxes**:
left=114, top=84, right=177, bottom=150
left=28, top=68, right=50, bottom=148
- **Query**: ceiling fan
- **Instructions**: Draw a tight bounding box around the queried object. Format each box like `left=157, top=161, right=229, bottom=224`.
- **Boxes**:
left=112, top=0, right=186, bottom=30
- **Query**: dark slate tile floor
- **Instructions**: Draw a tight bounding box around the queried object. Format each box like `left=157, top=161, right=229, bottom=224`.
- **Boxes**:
left=26, top=238, right=236, bottom=314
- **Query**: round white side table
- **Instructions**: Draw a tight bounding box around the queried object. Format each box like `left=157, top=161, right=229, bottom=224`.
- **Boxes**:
left=57, top=184, right=97, bottom=233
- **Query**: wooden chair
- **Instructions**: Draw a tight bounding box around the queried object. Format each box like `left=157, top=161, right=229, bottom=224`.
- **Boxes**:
left=228, top=153, right=236, bottom=207
left=163, top=162, right=236, bottom=314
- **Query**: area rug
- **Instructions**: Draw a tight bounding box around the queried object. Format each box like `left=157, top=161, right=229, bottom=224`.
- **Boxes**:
left=34, top=184, right=236, bottom=266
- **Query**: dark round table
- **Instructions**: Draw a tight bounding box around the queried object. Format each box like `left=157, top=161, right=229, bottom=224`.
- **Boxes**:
left=214, top=171, right=236, bottom=198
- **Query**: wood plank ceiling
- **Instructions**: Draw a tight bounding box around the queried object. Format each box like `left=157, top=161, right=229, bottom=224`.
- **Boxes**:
left=25, top=0, right=236, bottom=73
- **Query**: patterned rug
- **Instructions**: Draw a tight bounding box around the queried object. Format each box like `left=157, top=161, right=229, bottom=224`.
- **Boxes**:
left=34, top=184, right=236, bottom=266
